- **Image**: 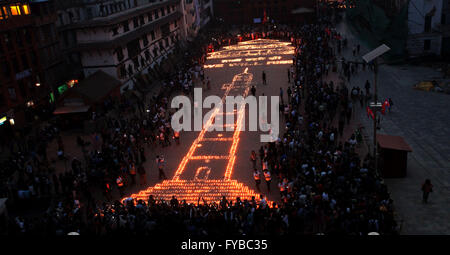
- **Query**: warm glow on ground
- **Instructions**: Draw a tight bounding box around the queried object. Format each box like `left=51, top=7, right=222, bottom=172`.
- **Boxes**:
left=122, top=39, right=294, bottom=206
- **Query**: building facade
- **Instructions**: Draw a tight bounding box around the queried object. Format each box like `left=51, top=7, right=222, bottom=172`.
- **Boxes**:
left=56, top=0, right=189, bottom=92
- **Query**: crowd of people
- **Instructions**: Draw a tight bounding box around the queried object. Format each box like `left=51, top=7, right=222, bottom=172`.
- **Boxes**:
left=247, top=21, right=397, bottom=234
left=2, top=11, right=398, bottom=236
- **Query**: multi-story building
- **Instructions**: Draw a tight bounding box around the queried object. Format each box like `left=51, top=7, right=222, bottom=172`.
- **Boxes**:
left=0, top=0, right=62, bottom=127
left=183, top=0, right=213, bottom=39
left=56, top=0, right=186, bottom=92
left=213, top=0, right=315, bottom=25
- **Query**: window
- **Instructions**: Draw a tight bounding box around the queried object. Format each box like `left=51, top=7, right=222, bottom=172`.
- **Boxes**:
left=139, top=15, right=145, bottom=26
left=0, top=93, right=5, bottom=106
left=154, top=10, right=159, bottom=19
left=424, top=39, right=431, bottom=50
left=143, top=35, right=149, bottom=46
left=0, top=6, right=10, bottom=19
left=18, top=80, right=26, bottom=99
left=161, top=23, right=170, bottom=37
left=86, top=8, right=93, bottom=19
left=133, top=57, right=140, bottom=70
left=161, top=8, right=165, bottom=16
left=148, top=12, right=153, bottom=21
left=144, top=50, right=150, bottom=61
left=167, top=6, right=170, bottom=14
left=133, top=17, right=139, bottom=28
left=123, top=21, right=130, bottom=32
left=127, top=64, right=133, bottom=76
left=115, top=47, right=124, bottom=61
left=424, top=15, right=432, bottom=32
left=24, top=29, right=31, bottom=44
left=8, top=87, right=17, bottom=100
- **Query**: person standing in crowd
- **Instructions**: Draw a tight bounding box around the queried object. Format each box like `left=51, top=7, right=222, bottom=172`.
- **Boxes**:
left=253, top=168, right=261, bottom=192
left=173, top=130, right=180, bottom=145
left=422, top=179, right=433, bottom=203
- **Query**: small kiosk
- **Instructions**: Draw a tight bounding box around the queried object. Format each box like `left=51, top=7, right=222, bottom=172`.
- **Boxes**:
left=377, top=134, right=413, bottom=178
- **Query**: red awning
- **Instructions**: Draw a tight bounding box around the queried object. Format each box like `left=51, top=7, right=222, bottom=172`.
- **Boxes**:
left=377, top=134, right=413, bottom=152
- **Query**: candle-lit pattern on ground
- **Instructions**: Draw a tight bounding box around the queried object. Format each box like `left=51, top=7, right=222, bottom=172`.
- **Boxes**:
left=122, top=40, right=294, bottom=206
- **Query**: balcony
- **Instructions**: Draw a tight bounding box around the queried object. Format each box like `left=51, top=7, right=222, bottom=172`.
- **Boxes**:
left=58, top=0, right=180, bottom=30
left=73, top=11, right=182, bottom=51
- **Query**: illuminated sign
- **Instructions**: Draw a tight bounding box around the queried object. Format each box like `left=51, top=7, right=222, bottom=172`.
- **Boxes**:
left=0, top=116, right=6, bottom=126
left=58, top=84, right=68, bottom=95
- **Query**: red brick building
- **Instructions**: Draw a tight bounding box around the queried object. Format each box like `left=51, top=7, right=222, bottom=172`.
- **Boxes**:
left=213, top=0, right=316, bottom=25
left=0, top=0, right=63, bottom=127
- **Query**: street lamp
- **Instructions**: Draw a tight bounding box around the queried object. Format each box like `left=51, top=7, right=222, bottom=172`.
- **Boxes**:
left=362, top=44, right=390, bottom=175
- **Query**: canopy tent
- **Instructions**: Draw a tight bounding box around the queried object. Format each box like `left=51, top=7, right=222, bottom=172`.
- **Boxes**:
left=53, top=105, right=91, bottom=115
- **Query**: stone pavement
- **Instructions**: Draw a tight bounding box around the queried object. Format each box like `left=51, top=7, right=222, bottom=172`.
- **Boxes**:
left=336, top=16, right=450, bottom=234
